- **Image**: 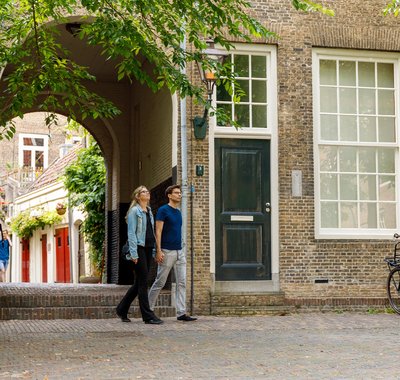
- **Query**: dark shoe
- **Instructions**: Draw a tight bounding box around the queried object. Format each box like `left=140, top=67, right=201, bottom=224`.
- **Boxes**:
left=145, top=318, right=164, bottom=325
left=116, top=308, right=131, bottom=323
left=177, top=314, right=197, bottom=322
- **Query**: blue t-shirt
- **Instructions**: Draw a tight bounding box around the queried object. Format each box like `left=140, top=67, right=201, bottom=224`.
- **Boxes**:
left=156, top=204, right=182, bottom=250
left=0, top=239, right=10, bottom=261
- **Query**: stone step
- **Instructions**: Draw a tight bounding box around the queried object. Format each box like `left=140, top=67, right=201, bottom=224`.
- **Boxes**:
left=210, top=292, right=291, bottom=316
left=211, top=292, right=286, bottom=307
left=0, top=283, right=175, bottom=320
left=0, top=305, right=175, bottom=320
left=211, top=305, right=296, bottom=316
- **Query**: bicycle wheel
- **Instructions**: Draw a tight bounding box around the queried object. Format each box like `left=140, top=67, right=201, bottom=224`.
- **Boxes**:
left=387, top=267, right=400, bottom=315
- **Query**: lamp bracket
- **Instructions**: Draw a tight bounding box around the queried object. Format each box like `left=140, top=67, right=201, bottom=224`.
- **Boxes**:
left=193, top=107, right=209, bottom=140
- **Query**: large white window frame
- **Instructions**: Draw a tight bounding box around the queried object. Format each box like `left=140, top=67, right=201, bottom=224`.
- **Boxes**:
left=18, top=133, right=49, bottom=170
left=313, top=48, right=400, bottom=239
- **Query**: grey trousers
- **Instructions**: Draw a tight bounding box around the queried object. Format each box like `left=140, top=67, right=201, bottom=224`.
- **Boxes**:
left=148, top=249, right=187, bottom=317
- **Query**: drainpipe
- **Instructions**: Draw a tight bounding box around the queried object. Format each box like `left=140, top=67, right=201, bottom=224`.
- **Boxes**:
left=180, top=34, right=191, bottom=311
left=68, top=197, right=74, bottom=283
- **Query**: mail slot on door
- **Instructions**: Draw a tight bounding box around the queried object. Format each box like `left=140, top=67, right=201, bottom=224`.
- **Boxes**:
left=230, top=215, right=254, bottom=222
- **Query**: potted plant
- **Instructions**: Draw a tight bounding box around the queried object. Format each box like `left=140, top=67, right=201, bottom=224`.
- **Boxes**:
left=56, top=202, right=67, bottom=215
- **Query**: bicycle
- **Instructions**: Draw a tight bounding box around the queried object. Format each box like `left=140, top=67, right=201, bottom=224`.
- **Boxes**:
left=384, top=233, right=400, bottom=314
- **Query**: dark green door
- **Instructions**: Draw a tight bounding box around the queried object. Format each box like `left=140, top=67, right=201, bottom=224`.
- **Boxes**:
left=215, top=139, right=271, bottom=281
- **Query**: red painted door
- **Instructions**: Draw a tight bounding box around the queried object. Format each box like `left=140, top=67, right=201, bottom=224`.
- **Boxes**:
left=55, top=228, right=71, bottom=283
left=41, top=234, right=47, bottom=283
left=21, top=239, right=30, bottom=282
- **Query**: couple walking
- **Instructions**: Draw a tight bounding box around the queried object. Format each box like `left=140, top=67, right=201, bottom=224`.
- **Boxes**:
left=116, top=184, right=197, bottom=324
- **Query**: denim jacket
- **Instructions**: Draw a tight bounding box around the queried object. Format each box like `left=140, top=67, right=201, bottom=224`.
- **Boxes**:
left=126, top=205, right=156, bottom=260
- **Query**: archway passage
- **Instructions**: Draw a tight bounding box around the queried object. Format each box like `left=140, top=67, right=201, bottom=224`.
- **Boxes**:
left=0, top=19, right=175, bottom=284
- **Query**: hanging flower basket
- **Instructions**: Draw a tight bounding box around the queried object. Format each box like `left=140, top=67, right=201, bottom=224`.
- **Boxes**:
left=56, top=203, right=67, bottom=215
left=10, top=210, right=62, bottom=239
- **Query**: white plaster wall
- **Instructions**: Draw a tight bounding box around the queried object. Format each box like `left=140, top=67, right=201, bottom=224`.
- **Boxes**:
left=10, top=182, right=88, bottom=283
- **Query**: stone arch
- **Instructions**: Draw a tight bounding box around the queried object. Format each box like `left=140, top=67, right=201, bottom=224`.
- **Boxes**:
left=1, top=17, right=175, bottom=284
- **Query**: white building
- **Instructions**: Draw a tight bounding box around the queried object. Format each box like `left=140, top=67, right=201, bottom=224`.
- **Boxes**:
left=10, top=146, right=93, bottom=283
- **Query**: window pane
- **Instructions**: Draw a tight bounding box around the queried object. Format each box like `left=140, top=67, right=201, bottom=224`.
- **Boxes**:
left=360, top=175, right=377, bottom=200
left=217, top=104, right=232, bottom=127
left=252, top=80, right=267, bottom=103
left=377, top=63, right=394, bottom=88
left=319, top=146, right=337, bottom=172
left=252, top=105, right=267, bottom=128
left=339, top=147, right=357, bottom=172
left=359, top=89, right=376, bottom=114
left=320, top=60, right=336, bottom=85
left=234, top=55, right=249, bottom=77
left=340, top=115, right=357, bottom=141
left=358, top=62, right=375, bottom=87
left=35, top=151, right=44, bottom=168
left=320, top=87, right=337, bottom=112
left=378, top=117, right=396, bottom=143
left=339, top=61, right=356, bottom=86
left=339, top=88, right=356, bottom=113
left=34, top=138, right=44, bottom=147
left=217, top=83, right=231, bottom=101
left=321, top=114, right=338, bottom=140
left=359, top=116, right=376, bottom=142
left=340, top=174, right=357, bottom=200
left=252, top=56, right=266, bottom=78
left=321, top=202, right=338, bottom=228
left=378, top=90, right=395, bottom=115
left=360, top=203, right=377, bottom=228
left=359, top=148, right=376, bottom=173
left=379, top=203, right=396, bottom=228
left=236, top=80, right=249, bottom=102
left=341, top=202, right=358, bottom=228
left=378, top=148, right=395, bottom=173
left=379, top=175, right=395, bottom=201
left=321, top=174, right=338, bottom=199
left=235, top=104, right=249, bottom=128
left=23, top=150, right=31, bottom=167
left=23, top=138, right=33, bottom=146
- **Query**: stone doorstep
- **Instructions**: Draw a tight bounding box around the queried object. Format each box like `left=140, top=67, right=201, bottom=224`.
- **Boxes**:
left=210, top=292, right=286, bottom=307
left=210, top=293, right=390, bottom=315
left=211, top=305, right=295, bottom=316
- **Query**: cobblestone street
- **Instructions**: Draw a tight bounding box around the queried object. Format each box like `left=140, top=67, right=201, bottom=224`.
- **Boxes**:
left=1, top=312, right=399, bottom=379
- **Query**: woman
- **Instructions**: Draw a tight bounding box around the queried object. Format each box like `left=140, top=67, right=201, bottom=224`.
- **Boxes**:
left=116, top=186, right=163, bottom=324
left=0, top=228, right=12, bottom=282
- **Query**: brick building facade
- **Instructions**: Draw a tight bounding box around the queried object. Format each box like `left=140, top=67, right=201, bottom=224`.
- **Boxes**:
left=185, top=0, right=400, bottom=313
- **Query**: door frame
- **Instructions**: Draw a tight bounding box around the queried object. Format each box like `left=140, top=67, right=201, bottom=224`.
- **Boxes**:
left=208, top=44, right=279, bottom=292
left=209, top=135, right=279, bottom=292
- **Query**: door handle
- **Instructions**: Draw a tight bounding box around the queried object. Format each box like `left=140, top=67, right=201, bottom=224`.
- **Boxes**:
left=265, top=202, right=271, bottom=213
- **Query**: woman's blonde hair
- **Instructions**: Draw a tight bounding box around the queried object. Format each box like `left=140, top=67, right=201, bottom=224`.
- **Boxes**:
left=126, top=185, right=148, bottom=220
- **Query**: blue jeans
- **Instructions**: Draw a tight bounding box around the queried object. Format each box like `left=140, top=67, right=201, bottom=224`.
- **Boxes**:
left=148, top=249, right=187, bottom=317
left=0, top=260, right=8, bottom=271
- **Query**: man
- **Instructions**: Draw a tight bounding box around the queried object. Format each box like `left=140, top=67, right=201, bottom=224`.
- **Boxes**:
left=0, top=228, right=12, bottom=282
left=148, top=185, right=197, bottom=321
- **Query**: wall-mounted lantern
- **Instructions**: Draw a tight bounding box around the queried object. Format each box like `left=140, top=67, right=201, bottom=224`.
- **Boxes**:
left=193, top=39, right=228, bottom=139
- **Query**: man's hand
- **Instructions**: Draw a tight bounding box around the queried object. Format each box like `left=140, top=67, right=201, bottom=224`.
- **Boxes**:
left=155, top=250, right=164, bottom=263
left=132, top=258, right=138, bottom=264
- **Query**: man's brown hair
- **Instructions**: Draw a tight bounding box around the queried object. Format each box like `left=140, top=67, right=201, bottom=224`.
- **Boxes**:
left=165, top=184, right=181, bottom=197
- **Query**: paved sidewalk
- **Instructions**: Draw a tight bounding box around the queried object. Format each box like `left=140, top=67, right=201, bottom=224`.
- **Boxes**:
left=0, top=312, right=399, bottom=379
